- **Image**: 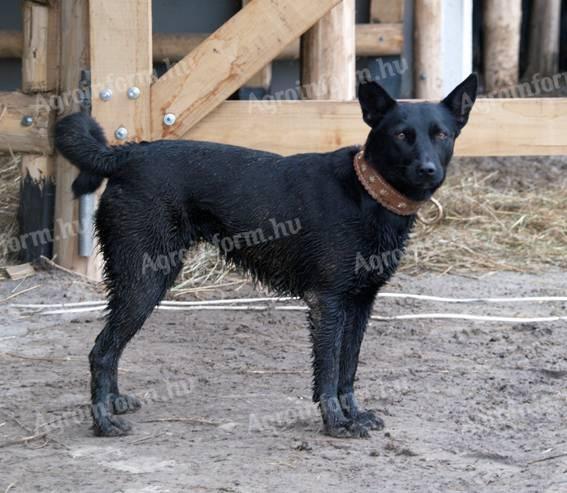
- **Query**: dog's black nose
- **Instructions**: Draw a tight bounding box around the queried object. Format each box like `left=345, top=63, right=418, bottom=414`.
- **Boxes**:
left=418, top=162, right=437, bottom=177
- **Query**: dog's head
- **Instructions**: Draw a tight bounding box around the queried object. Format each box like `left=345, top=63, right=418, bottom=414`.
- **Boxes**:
left=358, top=74, right=478, bottom=201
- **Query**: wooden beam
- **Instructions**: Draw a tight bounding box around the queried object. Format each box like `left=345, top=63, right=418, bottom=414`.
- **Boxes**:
left=414, top=0, right=443, bottom=98
left=355, top=23, right=402, bottom=57
left=242, top=0, right=272, bottom=90
left=301, top=0, right=356, bottom=100
left=20, top=1, right=59, bottom=262
left=152, top=25, right=402, bottom=63
left=181, top=99, right=567, bottom=157
left=0, top=24, right=405, bottom=63
left=53, top=0, right=94, bottom=278
left=63, top=0, right=152, bottom=280
left=22, top=2, right=50, bottom=92
left=0, top=91, right=53, bottom=153
left=90, top=0, right=152, bottom=145
left=370, top=0, right=404, bottom=23
left=483, top=0, right=522, bottom=92
left=151, top=0, right=342, bottom=139
left=0, top=30, right=23, bottom=58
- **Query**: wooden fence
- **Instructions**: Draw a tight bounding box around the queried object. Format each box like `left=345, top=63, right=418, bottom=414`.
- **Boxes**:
left=0, top=0, right=565, bottom=279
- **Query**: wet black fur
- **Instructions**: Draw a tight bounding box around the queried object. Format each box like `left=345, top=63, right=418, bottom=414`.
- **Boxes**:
left=55, top=75, right=477, bottom=438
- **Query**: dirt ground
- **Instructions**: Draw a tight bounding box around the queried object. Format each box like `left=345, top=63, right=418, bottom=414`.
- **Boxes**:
left=1, top=269, right=566, bottom=493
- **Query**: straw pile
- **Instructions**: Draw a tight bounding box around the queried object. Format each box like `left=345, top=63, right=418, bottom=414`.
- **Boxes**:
left=402, top=162, right=567, bottom=274
left=0, top=153, right=21, bottom=268
left=1, top=153, right=565, bottom=290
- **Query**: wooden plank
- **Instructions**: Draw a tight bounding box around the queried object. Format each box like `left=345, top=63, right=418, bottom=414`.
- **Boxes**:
left=22, top=2, right=49, bottom=92
left=355, top=23, right=403, bottom=57
left=0, top=30, right=23, bottom=58
left=242, top=0, right=272, bottom=90
left=90, top=0, right=152, bottom=145
left=4, top=263, right=35, bottom=281
left=301, top=0, right=356, bottom=100
left=20, top=1, right=59, bottom=263
left=483, top=0, right=522, bottom=91
left=370, top=0, right=404, bottom=23
left=414, top=0, right=443, bottom=98
left=152, top=25, right=402, bottom=62
left=1, top=24, right=404, bottom=63
left=53, top=0, right=97, bottom=278
left=151, top=0, right=342, bottom=139
left=0, top=91, right=53, bottom=153
left=181, top=99, right=567, bottom=157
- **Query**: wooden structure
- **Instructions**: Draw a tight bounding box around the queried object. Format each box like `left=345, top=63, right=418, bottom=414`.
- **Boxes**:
left=0, top=0, right=566, bottom=279
left=483, top=0, right=522, bottom=92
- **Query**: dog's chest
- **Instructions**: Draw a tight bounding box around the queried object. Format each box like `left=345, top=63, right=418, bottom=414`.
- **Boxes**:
left=355, top=218, right=413, bottom=286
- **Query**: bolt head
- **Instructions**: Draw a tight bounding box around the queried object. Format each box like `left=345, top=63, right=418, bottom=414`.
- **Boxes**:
left=99, top=88, right=113, bottom=101
left=114, top=127, right=128, bottom=140
left=21, top=115, right=33, bottom=127
left=163, top=113, right=176, bottom=126
left=127, top=86, right=141, bottom=100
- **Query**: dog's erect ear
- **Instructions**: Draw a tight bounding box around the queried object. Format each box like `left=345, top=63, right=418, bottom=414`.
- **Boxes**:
left=358, top=81, right=397, bottom=127
left=441, top=73, right=478, bottom=131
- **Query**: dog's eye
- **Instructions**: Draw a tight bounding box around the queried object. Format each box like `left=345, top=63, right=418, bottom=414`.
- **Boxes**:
left=395, top=132, right=406, bottom=141
left=435, top=131, right=448, bottom=140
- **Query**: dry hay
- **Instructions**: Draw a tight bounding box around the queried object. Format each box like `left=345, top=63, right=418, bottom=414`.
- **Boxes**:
left=401, top=167, right=567, bottom=275
left=0, top=153, right=21, bottom=269
left=1, top=153, right=565, bottom=288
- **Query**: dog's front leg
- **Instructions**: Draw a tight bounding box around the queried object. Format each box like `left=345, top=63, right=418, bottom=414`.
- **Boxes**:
left=338, top=297, right=384, bottom=431
left=308, top=296, right=369, bottom=438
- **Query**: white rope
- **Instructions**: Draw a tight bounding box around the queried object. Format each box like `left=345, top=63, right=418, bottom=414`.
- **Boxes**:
left=376, top=293, right=567, bottom=303
left=371, top=313, right=567, bottom=323
left=10, top=293, right=567, bottom=323
left=11, top=296, right=295, bottom=309
left=11, top=293, right=567, bottom=310
left=26, top=303, right=567, bottom=323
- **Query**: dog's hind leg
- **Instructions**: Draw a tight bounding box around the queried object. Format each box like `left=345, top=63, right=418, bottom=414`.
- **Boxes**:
left=338, top=293, right=384, bottom=431
left=308, top=295, right=369, bottom=438
left=89, top=244, right=184, bottom=436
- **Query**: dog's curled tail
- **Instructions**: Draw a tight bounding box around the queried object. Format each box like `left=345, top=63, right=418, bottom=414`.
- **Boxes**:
left=55, top=112, right=122, bottom=197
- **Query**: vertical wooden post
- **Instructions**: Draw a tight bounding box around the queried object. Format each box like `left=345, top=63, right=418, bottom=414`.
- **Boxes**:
left=414, top=0, right=443, bottom=99
left=54, top=0, right=152, bottom=280
left=86, top=0, right=151, bottom=279
left=483, top=0, right=522, bottom=92
left=525, top=0, right=561, bottom=79
left=19, top=1, right=58, bottom=262
left=53, top=0, right=92, bottom=276
left=300, top=0, right=356, bottom=100
left=242, top=0, right=272, bottom=90
left=89, top=0, right=152, bottom=146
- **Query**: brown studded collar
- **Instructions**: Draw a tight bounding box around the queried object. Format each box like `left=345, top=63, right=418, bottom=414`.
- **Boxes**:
left=353, top=149, right=427, bottom=216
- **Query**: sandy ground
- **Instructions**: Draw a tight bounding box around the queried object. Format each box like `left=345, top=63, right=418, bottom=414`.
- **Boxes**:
left=0, top=270, right=566, bottom=492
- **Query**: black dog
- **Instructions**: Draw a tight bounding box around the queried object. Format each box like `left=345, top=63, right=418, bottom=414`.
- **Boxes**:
left=55, top=74, right=477, bottom=438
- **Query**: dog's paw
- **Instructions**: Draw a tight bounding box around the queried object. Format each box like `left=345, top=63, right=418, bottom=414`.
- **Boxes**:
left=111, top=394, right=142, bottom=415
left=353, top=410, right=385, bottom=431
left=93, top=414, right=133, bottom=437
left=324, top=420, right=370, bottom=439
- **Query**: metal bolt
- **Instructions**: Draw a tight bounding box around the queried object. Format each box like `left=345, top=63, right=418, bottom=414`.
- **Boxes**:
left=127, top=86, right=141, bottom=100
left=21, top=115, right=33, bottom=127
left=115, top=127, right=128, bottom=140
left=99, top=88, right=113, bottom=101
left=163, top=113, right=176, bottom=126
